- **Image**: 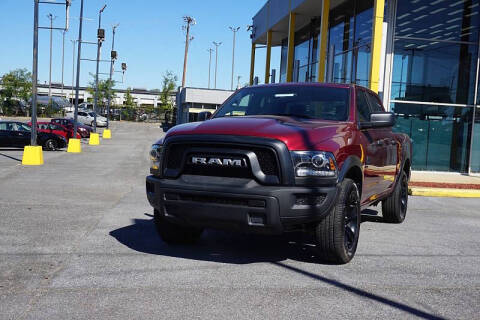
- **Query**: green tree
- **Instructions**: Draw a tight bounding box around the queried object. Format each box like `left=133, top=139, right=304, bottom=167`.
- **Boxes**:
left=124, top=87, right=135, bottom=107
left=86, top=73, right=115, bottom=109
left=121, top=88, right=136, bottom=121
left=159, top=71, right=177, bottom=110
left=0, top=69, right=32, bottom=115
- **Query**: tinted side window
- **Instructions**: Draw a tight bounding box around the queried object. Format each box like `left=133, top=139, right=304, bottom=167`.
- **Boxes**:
left=356, top=90, right=371, bottom=122
left=366, top=91, right=384, bottom=112
left=0, top=123, right=7, bottom=130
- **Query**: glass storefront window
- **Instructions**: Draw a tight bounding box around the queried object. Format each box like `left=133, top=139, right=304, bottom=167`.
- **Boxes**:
left=391, top=39, right=477, bottom=105
left=471, top=107, right=480, bottom=172
left=396, top=0, right=480, bottom=43
left=328, top=0, right=373, bottom=85
left=392, top=103, right=473, bottom=172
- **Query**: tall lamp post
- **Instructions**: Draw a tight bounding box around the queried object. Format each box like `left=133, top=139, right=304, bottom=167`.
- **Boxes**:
left=92, top=4, right=107, bottom=133
left=229, top=27, right=240, bottom=90
left=72, top=0, right=85, bottom=138
left=212, top=41, right=222, bottom=89
left=181, top=16, right=195, bottom=88
left=207, top=48, right=213, bottom=89
left=106, top=24, right=119, bottom=129
left=47, top=13, right=56, bottom=102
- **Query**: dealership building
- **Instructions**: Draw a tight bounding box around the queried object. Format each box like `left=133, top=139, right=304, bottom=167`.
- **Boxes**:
left=250, top=0, right=480, bottom=173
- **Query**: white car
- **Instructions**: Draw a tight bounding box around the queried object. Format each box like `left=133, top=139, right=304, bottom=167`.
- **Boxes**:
left=66, top=111, right=107, bottom=127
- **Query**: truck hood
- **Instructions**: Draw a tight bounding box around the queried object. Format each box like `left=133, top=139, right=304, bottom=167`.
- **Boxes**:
left=165, top=116, right=351, bottom=151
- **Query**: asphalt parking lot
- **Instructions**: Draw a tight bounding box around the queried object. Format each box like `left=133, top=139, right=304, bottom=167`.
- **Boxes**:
left=1, top=121, right=479, bottom=320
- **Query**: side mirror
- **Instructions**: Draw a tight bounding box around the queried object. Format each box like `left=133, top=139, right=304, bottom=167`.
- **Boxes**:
left=370, top=112, right=395, bottom=127
left=197, top=111, right=212, bottom=122
left=359, top=112, right=395, bottom=129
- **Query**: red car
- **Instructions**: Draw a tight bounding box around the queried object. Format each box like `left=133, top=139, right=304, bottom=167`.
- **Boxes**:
left=146, top=83, right=412, bottom=264
left=50, top=118, right=92, bottom=138
left=28, top=122, right=81, bottom=141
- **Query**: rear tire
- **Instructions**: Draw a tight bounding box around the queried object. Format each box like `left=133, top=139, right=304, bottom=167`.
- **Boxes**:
left=154, top=210, right=203, bottom=245
left=43, top=139, right=57, bottom=151
left=382, top=171, right=408, bottom=223
left=314, top=178, right=361, bottom=264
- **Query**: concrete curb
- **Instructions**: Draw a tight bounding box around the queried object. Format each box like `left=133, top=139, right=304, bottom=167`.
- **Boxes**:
left=409, top=187, right=480, bottom=198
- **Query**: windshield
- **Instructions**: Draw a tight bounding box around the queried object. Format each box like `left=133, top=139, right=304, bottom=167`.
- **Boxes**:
left=214, top=86, right=350, bottom=121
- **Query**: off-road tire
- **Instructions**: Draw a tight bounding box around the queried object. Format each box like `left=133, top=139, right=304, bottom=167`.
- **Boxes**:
left=314, top=178, right=361, bottom=264
left=382, top=170, right=408, bottom=223
left=154, top=209, right=203, bottom=244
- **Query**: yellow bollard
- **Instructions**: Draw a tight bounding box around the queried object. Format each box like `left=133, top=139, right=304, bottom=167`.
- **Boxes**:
left=89, top=133, right=100, bottom=145
left=22, top=145, right=44, bottom=165
left=67, top=138, right=82, bottom=153
left=103, top=129, right=111, bottom=139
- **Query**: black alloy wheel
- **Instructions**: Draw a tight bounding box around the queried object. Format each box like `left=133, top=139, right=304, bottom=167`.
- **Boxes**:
left=399, top=173, right=408, bottom=220
left=314, top=178, right=361, bottom=264
left=344, top=186, right=360, bottom=254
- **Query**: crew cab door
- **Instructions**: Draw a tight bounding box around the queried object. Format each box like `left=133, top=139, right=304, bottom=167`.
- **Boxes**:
left=364, top=90, right=398, bottom=191
left=356, top=88, right=390, bottom=203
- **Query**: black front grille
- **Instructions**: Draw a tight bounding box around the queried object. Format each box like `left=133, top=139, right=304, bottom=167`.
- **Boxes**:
left=163, top=142, right=280, bottom=181
left=165, top=192, right=266, bottom=208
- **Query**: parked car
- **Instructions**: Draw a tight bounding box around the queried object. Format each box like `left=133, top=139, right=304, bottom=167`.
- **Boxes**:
left=146, top=83, right=412, bottom=264
left=0, top=121, right=67, bottom=150
left=28, top=121, right=81, bottom=141
left=65, top=111, right=107, bottom=127
left=50, top=118, right=92, bottom=138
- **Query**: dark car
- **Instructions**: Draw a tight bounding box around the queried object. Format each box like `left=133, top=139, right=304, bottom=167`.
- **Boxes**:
left=146, top=83, right=412, bottom=264
left=50, top=118, right=92, bottom=138
left=0, top=121, right=67, bottom=150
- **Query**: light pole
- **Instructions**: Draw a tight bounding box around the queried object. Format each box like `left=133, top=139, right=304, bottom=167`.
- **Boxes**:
left=31, top=0, right=40, bottom=146
left=70, top=39, right=76, bottom=102
left=60, top=29, right=66, bottom=97
left=73, top=0, right=85, bottom=138
left=181, top=16, right=195, bottom=88
left=207, top=48, right=213, bottom=89
left=47, top=13, right=56, bottom=102
left=229, top=27, right=240, bottom=90
left=213, top=41, right=222, bottom=89
left=106, top=24, right=119, bottom=129
left=93, top=4, right=107, bottom=133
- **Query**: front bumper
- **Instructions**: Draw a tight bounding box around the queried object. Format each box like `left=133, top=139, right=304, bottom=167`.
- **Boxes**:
left=146, top=175, right=338, bottom=234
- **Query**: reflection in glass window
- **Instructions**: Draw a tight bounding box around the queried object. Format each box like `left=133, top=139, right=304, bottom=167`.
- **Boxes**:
left=471, top=107, right=480, bottom=172
left=392, top=103, right=472, bottom=172
left=328, top=0, right=373, bottom=85
left=391, top=40, right=477, bottom=105
left=396, top=0, right=480, bottom=43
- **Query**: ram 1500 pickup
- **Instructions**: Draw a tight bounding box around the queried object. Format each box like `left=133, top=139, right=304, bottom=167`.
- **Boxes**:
left=146, top=83, right=412, bottom=263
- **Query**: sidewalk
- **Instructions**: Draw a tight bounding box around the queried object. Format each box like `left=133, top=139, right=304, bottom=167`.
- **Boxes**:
left=409, top=171, right=480, bottom=198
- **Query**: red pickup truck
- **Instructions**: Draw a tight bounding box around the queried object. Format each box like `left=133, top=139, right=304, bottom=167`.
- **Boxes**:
left=146, top=83, right=412, bottom=264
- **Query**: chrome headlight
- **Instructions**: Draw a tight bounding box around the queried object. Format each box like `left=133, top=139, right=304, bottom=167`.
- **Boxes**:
left=150, top=144, right=163, bottom=172
left=290, top=151, right=337, bottom=177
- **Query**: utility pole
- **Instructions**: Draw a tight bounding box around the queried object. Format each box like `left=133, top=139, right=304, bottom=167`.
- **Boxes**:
left=70, top=39, right=76, bottom=102
left=181, top=16, right=195, bottom=88
left=93, top=4, right=107, bottom=133
left=207, top=48, right=213, bottom=89
left=213, top=41, right=222, bottom=89
left=229, top=27, right=240, bottom=90
left=61, top=29, right=66, bottom=97
left=31, top=0, right=40, bottom=146
left=73, top=0, right=85, bottom=138
left=47, top=13, right=56, bottom=102
left=106, top=24, right=119, bottom=129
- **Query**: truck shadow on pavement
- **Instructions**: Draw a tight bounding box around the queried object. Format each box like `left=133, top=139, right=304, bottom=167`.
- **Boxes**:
left=110, top=212, right=445, bottom=320
left=111, top=209, right=385, bottom=265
